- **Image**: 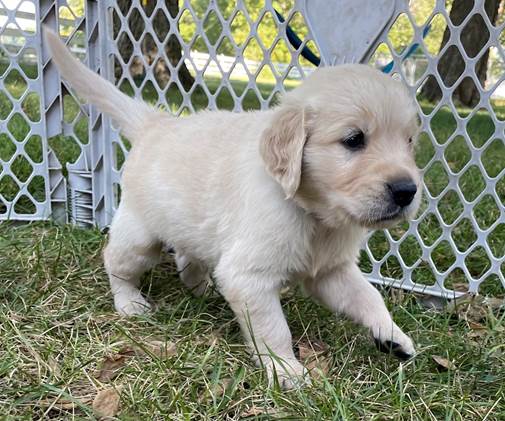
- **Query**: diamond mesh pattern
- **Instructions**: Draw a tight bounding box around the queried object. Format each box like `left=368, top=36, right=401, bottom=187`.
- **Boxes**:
left=106, top=0, right=319, bottom=221
left=1, top=0, right=503, bottom=297
left=363, top=0, right=505, bottom=296
left=0, top=0, right=51, bottom=219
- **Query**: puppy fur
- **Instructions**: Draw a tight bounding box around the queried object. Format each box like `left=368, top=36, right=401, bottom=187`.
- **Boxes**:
left=45, top=29, right=421, bottom=388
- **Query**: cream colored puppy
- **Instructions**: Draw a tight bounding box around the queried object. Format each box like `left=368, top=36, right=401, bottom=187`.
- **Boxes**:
left=45, top=29, right=421, bottom=388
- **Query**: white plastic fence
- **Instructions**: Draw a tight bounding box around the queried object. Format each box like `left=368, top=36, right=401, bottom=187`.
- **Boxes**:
left=0, top=0, right=504, bottom=298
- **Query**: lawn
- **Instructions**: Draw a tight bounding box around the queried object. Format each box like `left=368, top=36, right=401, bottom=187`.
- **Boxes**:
left=1, top=66, right=505, bottom=419
left=0, top=222, right=504, bottom=419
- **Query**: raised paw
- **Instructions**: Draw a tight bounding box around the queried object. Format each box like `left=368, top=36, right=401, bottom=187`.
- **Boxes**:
left=372, top=323, right=415, bottom=361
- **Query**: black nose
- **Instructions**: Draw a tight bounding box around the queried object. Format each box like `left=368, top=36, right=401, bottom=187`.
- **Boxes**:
left=387, top=179, right=417, bottom=208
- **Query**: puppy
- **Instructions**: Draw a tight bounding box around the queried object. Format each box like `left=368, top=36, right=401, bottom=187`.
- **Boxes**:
left=45, top=29, right=421, bottom=388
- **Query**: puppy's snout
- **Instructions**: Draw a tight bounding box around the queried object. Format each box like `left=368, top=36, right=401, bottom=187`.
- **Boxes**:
left=387, top=179, right=417, bottom=208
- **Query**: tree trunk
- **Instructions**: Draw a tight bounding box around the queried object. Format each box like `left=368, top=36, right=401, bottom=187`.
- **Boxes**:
left=420, top=0, right=501, bottom=106
left=114, top=0, right=194, bottom=92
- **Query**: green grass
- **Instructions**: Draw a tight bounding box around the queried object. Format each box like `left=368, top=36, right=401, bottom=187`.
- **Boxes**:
left=1, top=65, right=505, bottom=418
left=0, top=222, right=504, bottom=419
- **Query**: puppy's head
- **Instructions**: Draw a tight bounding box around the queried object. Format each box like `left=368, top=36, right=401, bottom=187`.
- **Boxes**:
left=260, top=64, right=421, bottom=229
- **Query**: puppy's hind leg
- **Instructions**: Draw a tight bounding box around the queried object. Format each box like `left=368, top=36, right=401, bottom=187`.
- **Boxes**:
left=104, top=205, right=161, bottom=316
left=175, top=252, right=210, bottom=296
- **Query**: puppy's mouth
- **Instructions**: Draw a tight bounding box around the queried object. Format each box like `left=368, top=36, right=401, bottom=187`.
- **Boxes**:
left=357, top=205, right=407, bottom=228
left=370, top=209, right=403, bottom=223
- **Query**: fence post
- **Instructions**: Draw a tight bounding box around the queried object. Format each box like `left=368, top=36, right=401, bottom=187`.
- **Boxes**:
left=85, top=0, right=115, bottom=229
left=40, top=0, right=67, bottom=223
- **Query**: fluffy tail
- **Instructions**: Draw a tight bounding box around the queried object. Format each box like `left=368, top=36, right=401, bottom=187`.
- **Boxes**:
left=43, top=27, right=153, bottom=141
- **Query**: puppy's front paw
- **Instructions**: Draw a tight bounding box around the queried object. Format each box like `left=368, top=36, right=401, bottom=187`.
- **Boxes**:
left=114, top=293, right=151, bottom=316
left=372, top=323, right=415, bottom=361
left=265, top=359, right=310, bottom=390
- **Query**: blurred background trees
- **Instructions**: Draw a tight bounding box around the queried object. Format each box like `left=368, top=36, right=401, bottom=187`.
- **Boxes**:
left=420, top=0, right=503, bottom=106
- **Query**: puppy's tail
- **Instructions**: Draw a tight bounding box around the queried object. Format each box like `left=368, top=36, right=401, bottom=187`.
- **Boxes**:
left=43, top=27, right=153, bottom=141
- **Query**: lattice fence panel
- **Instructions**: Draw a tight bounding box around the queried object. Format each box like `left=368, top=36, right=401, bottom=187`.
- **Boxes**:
left=0, top=0, right=64, bottom=221
left=106, top=0, right=321, bottom=220
left=1, top=0, right=503, bottom=298
left=363, top=0, right=505, bottom=297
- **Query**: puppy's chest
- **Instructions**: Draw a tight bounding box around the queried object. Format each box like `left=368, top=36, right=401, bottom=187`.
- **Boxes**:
left=294, top=225, right=364, bottom=280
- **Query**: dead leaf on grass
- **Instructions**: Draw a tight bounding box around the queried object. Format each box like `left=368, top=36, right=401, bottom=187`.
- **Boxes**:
left=146, top=341, right=177, bottom=358
left=432, top=355, right=457, bottom=371
left=210, top=377, right=233, bottom=396
left=446, top=294, right=504, bottom=323
left=92, top=387, right=122, bottom=418
left=468, top=321, right=486, bottom=330
left=295, top=338, right=331, bottom=379
left=118, top=340, right=177, bottom=358
left=467, top=321, right=488, bottom=339
left=95, top=340, right=177, bottom=382
left=94, top=354, right=129, bottom=382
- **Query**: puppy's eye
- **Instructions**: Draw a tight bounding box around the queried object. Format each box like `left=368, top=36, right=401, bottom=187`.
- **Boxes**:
left=408, top=137, right=413, bottom=144
left=342, top=130, right=365, bottom=150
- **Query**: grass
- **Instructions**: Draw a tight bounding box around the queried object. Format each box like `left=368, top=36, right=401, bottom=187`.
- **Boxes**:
left=0, top=222, right=504, bottom=419
left=1, top=64, right=505, bottom=418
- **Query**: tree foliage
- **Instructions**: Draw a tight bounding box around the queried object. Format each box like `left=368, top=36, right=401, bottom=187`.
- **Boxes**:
left=420, top=0, right=502, bottom=106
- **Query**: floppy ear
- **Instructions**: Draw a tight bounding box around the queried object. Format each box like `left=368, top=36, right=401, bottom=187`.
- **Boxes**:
left=260, top=105, right=308, bottom=199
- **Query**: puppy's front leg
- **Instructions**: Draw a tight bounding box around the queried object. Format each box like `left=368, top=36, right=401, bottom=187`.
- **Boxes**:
left=218, top=272, right=307, bottom=389
left=305, top=263, right=415, bottom=360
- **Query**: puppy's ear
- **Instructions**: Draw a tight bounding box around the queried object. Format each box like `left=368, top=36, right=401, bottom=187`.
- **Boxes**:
left=260, top=105, right=308, bottom=199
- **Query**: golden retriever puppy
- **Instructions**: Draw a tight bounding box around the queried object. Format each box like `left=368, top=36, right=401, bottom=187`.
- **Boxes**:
left=45, top=29, right=421, bottom=389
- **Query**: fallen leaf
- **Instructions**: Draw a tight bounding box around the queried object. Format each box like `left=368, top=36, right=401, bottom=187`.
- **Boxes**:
left=95, top=340, right=177, bottom=382
left=468, top=321, right=486, bottom=330
left=210, top=377, right=233, bottom=396
left=468, top=331, right=487, bottom=339
left=94, top=354, right=129, bottom=382
left=120, top=340, right=177, bottom=359
left=432, top=355, right=456, bottom=371
left=145, top=340, right=177, bottom=358
left=295, top=338, right=331, bottom=379
left=445, top=294, right=504, bottom=323
left=116, top=346, right=137, bottom=357
left=93, top=387, right=121, bottom=418
left=467, top=321, right=488, bottom=338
